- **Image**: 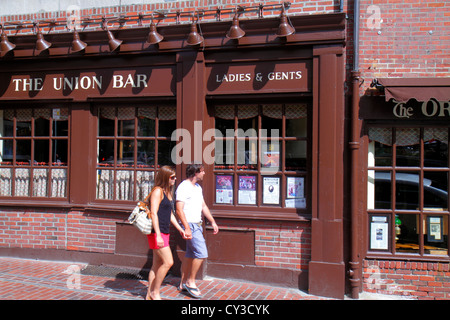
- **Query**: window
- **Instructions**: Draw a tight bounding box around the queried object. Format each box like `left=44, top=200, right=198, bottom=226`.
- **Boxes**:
left=96, top=105, right=176, bottom=201
left=368, top=127, right=449, bottom=257
left=213, top=103, right=308, bottom=209
left=0, top=108, right=69, bottom=198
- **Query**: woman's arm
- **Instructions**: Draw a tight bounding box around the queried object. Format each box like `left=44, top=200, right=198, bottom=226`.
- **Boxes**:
left=149, top=187, right=164, bottom=247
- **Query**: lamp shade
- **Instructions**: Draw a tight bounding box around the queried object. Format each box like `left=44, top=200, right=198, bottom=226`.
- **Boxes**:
left=71, top=30, right=87, bottom=52
left=276, top=9, right=295, bottom=37
left=146, top=22, right=164, bottom=45
left=36, top=31, right=51, bottom=51
left=226, top=14, right=245, bottom=40
left=107, top=30, right=122, bottom=52
left=1, top=32, right=16, bottom=53
left=186, top=22, right=203, bottom=46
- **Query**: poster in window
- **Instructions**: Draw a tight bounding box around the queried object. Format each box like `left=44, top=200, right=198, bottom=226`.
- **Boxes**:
left=262, top=151, right=280, bottom=169
left=215, top=175, right=233, bottom=204
left=370, top=216, right=389, bottom=250
left=238, top=176, right=256, bottom=205
left=427, top=216, right=443, bottom=242
left=285, top=177, right=306, bottom=208
left=263, top=177, right=280, bottom=205
left=287, top=177, right=304, bottom=199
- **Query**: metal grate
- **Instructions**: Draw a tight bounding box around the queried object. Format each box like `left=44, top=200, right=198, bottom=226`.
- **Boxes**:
left=80, top=265, right=149, bottom=280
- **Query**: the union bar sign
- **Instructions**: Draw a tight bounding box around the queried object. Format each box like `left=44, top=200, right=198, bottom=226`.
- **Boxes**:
left=0, top=66, right=175, bottom=101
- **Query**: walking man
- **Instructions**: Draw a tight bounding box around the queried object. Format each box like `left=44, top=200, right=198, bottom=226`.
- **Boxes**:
left=176, top=164, right=219, bottom=298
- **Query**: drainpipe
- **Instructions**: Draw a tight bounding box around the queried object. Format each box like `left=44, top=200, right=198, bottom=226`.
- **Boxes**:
left=348, top=0, right=361, bottom=299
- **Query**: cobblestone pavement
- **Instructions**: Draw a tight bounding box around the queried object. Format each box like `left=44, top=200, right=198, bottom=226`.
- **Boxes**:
left=0, top=256, right=332, bottom=301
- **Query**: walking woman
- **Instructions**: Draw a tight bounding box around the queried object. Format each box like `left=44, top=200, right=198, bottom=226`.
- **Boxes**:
left=146, top=166, right=184, bottom=300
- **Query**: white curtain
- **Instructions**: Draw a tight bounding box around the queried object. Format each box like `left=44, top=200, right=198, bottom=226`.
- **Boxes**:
left=96, top=169, right=154, bottom=201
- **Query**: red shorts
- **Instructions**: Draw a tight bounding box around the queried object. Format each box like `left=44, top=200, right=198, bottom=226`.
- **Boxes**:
left=147, top=233, right=170, bottom=249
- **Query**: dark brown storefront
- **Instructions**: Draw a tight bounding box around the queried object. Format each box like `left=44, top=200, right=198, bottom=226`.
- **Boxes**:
left=359, top=78, right=450, bottom=297
left=0, top=12, right=348, bottom=298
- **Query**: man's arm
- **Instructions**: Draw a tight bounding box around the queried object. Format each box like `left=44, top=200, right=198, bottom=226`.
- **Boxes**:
left=176, top=200, right=192, bottom=239
left=202, top=200, right=219, bottom=234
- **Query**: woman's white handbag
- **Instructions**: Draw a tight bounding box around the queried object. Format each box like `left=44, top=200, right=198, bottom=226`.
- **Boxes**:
left=128, top=201, right=152, bottom=235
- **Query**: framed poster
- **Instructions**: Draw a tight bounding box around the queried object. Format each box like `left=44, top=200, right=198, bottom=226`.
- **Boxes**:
left=215, top=175, right=233, bottom=204
left=238, top=176, right=256, bottom=205
left=285, top=177, right=305, bottom=208
left=262, top=151, right=280, bottom=169
left=370, top=215, right=389, bottom=250
left=263, top=176, right=280, bottom=205
left=427, top=216, right=443, bottom=242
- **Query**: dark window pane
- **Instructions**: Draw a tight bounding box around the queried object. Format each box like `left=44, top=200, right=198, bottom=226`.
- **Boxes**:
left=286, top=118, right=307, bottom=138
left=374, top=141, right=392, bottom=167
left=395, top=172, right=419, bottom=210
left=215, top=118, right=234, bottom=136
left=54, top=120, right=68, bottom=137
left=424, top=171, right=448, bottom=210
left=98, top=139, right=114, bottom=164
left=119, top=119, right=135, bottom=136
left=16, top=140, right=31, bottom=165
left=285, top=140, right=306, bottom=170
left=2, top=119, right=13, bottom=137
left=138, top=140, right=155, bottom=168
left=16, top=120, right=31, bottom=137
left=34, top=140, right=49, bottom=164
left=395, top=214, right=420, bottom=254
left=159, top=119, right=176, bottom=138
left=138, top=117, right=155, bottom=137
left=35, top=118, right=49, bottom=136
left=373, top=171, right=392, bottom=209
left=52, top=140, right=68, bottom=165
left=117, top=140, right=135, bottom=167
left=158, top=140, right=176, bottom=166
left=99, top=117, right=115, bottom=136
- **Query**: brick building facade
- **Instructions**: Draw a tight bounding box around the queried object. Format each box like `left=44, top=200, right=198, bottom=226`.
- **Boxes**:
left=0, top=0, right=449, bottom=299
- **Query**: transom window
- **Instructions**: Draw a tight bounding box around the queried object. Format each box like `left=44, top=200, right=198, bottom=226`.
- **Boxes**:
left=368, top=127, right=449, bottom=257
left=0, top=107, right=69, bottom=198
left=96, top=105, right=176, bottom=201
left=212, top=103, right=308, bottom=209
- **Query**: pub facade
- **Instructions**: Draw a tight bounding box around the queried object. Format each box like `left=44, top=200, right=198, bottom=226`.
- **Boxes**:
left=0, top=0, right=448, bottom=300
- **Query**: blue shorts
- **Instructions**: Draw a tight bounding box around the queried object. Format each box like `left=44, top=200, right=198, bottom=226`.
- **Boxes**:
left=185, top=222, right=208, bottom=259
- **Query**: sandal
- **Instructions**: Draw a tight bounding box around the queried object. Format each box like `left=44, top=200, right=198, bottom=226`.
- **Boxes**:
left=183, top=283, right=202, bottom=299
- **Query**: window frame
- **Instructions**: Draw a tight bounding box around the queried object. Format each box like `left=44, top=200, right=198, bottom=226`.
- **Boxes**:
left=0, top=106, right=70, bottom=200
left=207, top=101, right=311, bottom=221
left=94, top=103, right=176, bottom=204
left=366, top=124, right=450, bottom=260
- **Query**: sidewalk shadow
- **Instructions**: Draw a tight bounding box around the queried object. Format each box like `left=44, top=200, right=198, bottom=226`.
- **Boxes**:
left=103, top=269, right=182, bottom=300
left=102, top=270, right=149, bottom=299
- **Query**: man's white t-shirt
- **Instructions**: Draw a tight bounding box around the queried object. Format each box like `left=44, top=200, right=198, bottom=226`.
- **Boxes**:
left=176, top=179, right=204, bottom=223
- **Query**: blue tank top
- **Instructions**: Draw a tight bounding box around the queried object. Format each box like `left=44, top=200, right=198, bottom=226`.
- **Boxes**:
left=154, top=193, right=173, bottom=234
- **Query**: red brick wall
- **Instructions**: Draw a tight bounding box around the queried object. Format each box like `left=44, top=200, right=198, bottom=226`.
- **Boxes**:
left=0, top=0, right=341, bottom=36
left=359, top=0, right=450, bottom=94
left=0, top=208, right=310, bottom=273
left=364, top=260, right=450, bottom=300
left=216, top=219, right=311, bottom=271
left=359, top=0, right=450, bottom=300
left=0, top=209, right=121, bottom=254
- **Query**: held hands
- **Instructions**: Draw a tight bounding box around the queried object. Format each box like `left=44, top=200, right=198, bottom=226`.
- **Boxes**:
left=182, top=227, right=192, bottom=240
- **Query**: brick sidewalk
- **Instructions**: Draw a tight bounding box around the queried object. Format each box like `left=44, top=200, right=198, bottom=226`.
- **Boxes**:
left=0, top=257, right=332, bottom=300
